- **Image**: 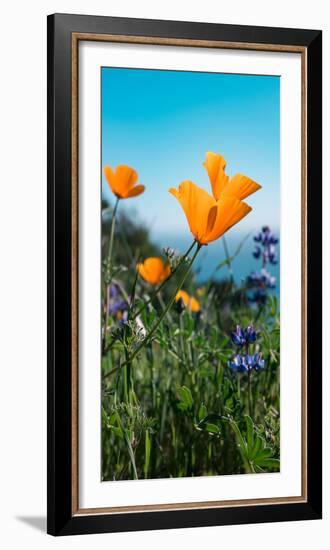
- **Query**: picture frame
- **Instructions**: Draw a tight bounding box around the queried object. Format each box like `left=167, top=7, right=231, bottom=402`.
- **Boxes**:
left=47, top=13, right=322, bottom=536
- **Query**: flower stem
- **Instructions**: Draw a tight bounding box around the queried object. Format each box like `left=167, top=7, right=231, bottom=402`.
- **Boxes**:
left=237, top=373, right=241, bottom=399
left=108, top=197, right=120, bottom=263
left=132, top=240, right=197, bottom=320
left=157, top=291, right=172, bottom=323
left=247, top=369, right=252, bottom=417
left=129, top=243, right=202, bottom=363
left=222, top=234, right=234, bottom=283
left=103, top=198, right=120, bottom=353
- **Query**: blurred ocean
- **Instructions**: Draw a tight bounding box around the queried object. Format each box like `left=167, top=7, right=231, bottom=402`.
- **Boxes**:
left=152, top=231, right=280, bottom=298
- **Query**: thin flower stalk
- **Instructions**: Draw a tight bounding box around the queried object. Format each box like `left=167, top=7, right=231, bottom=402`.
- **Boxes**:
left=108, top=197, right=120, bottom=262
left=103, top=198, right=120, bottom=352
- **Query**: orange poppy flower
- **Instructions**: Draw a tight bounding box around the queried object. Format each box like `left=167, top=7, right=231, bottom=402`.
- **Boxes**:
left=176, top=290, right=200, bottom=313
left=169, top=152, right=261, bottom=245
left=137, top=257, right=171, bottom=286
left=104, top=164, right=145, bottom=199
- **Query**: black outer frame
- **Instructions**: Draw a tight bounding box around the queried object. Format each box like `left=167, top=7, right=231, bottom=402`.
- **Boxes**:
left=47, top=13, right=322, bottom=536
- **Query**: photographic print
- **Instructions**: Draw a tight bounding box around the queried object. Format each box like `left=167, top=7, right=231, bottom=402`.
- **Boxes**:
left=48, top=14, right=322, bottom=535
left=101, top=67, right=280, bottom=481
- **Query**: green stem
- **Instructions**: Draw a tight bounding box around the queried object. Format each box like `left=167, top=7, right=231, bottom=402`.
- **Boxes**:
left=255, top=303, right=264, bottom=322
left=102, top=285, right=110, bottom=355
left=248, top=369, right=252, bottom=417
left=103, top=198, right=120, bottom=353
left=222, top=234, right=234, bottom=282
left=149, top=345, right=156, bottom=409
left=179, top=313, right=185, bottom=363
left=123, top=346, right=132, bottom=403
left=108, top=197, right=120, bottom=263
left=157, top=291, right=172, bottom=323
left=124, top=434, right=138, bottom=480
left=237, top=373, right=241, bottom=399
left=132, top=240, right=196, bottom=320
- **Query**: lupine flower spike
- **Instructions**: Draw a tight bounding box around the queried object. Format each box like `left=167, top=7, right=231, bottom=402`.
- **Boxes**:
left=228, top=353, right=265, bottom=373
left=228, top=324, right=264, bottom=374
left=247, top=225, right=278, bottom=304
left=231, top=324, right=257, bottom=346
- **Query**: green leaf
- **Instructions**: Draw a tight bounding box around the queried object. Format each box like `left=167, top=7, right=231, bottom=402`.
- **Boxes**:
left=109, top=425, right=124, bottom=439
left=195, top=414, right=224, bottom=436
left=250, top=435, right=264, bottom=460
left=229, top=420, right=248, bottom=459
left=177, top=386, right=194, bottom=411
left=254, top=447, right=274, bottom=463
left=197, top=413, right=223, bottom=426
left=184, top=314, right=194, bottom=337
left=255, top=458, right=280, bottom=470
left=204, top=423, right=220, bottom=434
left=245, top=416, right=254, bottom=451
left=198, top=403, right=207, bottom=421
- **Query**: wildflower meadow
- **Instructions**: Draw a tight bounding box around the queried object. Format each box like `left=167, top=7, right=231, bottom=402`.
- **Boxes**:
left=101, top=152, right=280, bottom=481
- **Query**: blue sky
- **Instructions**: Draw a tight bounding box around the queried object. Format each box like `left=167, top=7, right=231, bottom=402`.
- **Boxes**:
left=101, top=67, right=280, bottom=284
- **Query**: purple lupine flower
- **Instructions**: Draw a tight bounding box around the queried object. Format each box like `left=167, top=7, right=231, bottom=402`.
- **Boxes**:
left=247, top=269, right=276, bottom=290
left=228, top=354, right=245, bottom=373
left=228, top=352, right=265, bottom=374
left=245, top=325, right=257, bottom=344
left=108, top=284, right=129, bottom=324
left=261, top=226, right=278, bottom=245
left=260, top=268, right=276, bottom=289
left=109, top=284, right=120, bottom=298
left=109, top=299, right=129, bottom=315
left=248, top=288, right=267, bottom=306
left=231, top=325, right=246, bottom=346
left=253, top=352, right=265, bottom=371
left=231, top=324, right=257, bottom=346
left=118, top=310, right=128, bottom=327
left=253, top=226, right=278, bottom=254
left=268, top=244, right=278, bottom=265
left=229, top=323, right=265, bottom=374
left=253, top=246, right=262, bottom=259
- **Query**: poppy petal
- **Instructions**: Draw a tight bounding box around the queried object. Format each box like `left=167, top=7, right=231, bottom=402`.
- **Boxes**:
left=116, top=165, right=138, bottom=191
left=125, top=184, right=145, bottom=198
left=206, top=195, right=252, bottom=243
left=203, top=152, right=230, bottom=200
left=206, top=204, right=218, bottom=234
left=176, top=290, right=200, bottom=312
left=104, top=166, right=122, bottom=197
left=224, top=174, right=261, bottom=200
left=169, top=181, right=215, bottom=242
left=190, top=297, right=200, bottom=312
left=175, top=290, right=190, bottom=306
left=144, top=258, right=164, bottom=284
left=138, top=257, right=170, bottom=285
left=137, top=263, right=150, bottom=282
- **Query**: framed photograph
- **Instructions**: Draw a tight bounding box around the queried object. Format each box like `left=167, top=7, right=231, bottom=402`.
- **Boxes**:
left=47, top=13, right=322, bottom=536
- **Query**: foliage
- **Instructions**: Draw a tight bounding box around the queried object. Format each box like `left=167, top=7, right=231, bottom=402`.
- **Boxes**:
left=101, top=203, right=280, bottom=481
